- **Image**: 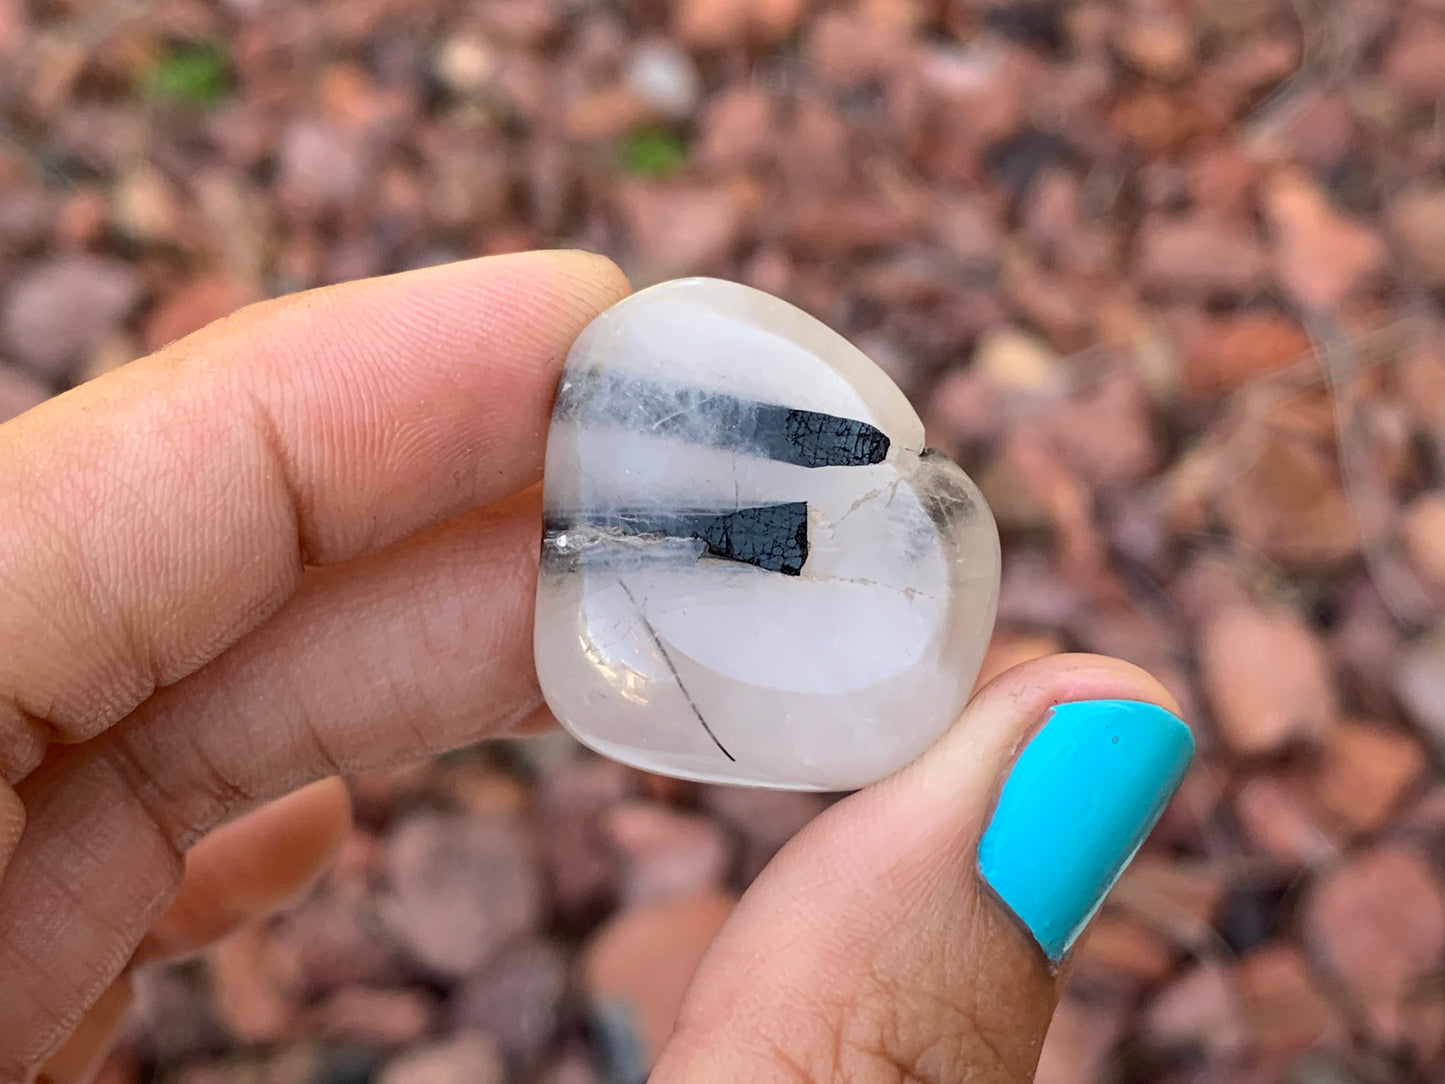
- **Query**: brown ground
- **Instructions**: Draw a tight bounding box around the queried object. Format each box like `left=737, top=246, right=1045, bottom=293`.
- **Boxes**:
left=4, top=1, right=1445, bottom=1082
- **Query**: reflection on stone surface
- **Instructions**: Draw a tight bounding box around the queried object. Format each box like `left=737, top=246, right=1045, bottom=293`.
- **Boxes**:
left=534, top=278, right=1000, bottom=790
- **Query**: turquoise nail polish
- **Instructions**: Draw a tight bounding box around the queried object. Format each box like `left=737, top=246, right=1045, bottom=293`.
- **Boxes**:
left=977, top=699, right=1194, bottom=963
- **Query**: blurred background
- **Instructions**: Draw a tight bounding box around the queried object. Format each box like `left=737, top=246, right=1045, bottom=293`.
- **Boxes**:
left=3, top=0, right=1445, bottom=1082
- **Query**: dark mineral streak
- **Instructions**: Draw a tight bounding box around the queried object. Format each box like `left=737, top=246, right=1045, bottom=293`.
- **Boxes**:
left=554, top=370, right=890, bottom=469
left=544, top=502, right=810, bottom=576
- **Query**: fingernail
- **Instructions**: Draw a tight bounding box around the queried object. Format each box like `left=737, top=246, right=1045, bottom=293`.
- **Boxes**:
left=976, top=699, right=1194, bottom=963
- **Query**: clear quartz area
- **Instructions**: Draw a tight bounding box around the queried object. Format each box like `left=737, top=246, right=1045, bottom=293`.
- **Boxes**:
left=534, top=277, right=1001, bottom=791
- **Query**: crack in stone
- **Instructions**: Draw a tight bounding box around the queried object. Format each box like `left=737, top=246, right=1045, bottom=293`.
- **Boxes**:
left=813, top=574, right=930, bottom=601
left=823, top=476, right=907, bottom=534
left=617, top=579, right=735, bottom=762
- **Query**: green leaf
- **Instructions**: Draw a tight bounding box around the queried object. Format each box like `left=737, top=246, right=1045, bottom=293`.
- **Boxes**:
left=144, top=41, right=231, bottom=108
left=621, top=128, right=689, bottom=178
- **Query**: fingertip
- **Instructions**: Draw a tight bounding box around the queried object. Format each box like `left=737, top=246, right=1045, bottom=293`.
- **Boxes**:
left=35, top=977, right=131, bottom=1084
left=844, top=651, right=1191, bottom=969
left=136, top=779, right=354, bottom=964
left=289, top=775, right=354, bottom=851
left=225, top=776, right=353, bottom=881
left=534, top=248, right=633, bottom=305
left=884, top=653, right=1180, bottom=817
left=442, top=248, right=630, bottom=328
left=976, top=698, right=1194, bottom=963
left=974, top=652, right=1182, bottom=721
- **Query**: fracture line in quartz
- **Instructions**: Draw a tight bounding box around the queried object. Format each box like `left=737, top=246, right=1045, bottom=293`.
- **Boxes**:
left=815, top=574, right=928, bottom=600
left=825, top=476, right=906, bottom=532
left=617, top=580, right=737, bottom=763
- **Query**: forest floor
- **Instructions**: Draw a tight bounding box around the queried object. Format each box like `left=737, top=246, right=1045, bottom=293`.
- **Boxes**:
left=4, top=2, right=1445, bottom=1083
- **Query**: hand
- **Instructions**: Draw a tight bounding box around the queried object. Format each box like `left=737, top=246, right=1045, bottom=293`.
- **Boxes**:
left=0, top=251, right=1189, bottom=1083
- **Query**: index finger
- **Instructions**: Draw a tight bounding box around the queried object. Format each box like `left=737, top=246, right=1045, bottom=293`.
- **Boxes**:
left=0, top=250, right=629, bottom=778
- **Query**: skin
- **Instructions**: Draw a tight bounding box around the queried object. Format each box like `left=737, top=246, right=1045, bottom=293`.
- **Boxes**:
left=0, top=251, right=1178, bottom=1083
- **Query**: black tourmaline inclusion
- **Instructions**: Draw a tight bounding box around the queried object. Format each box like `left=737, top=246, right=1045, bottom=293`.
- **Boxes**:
left=774, top=406, right=890, bottom=468
left=684, top=503, right=809, bottom=575
left=545, top=502, right=810, bottom=576
left=554, top=371, right=890, bottom=470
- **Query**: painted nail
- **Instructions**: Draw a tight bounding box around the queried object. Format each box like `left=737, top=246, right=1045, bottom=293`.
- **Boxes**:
left=976, top=699, right=1195, bottom=963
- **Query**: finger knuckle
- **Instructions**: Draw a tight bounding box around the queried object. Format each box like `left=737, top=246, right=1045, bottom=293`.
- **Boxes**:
left=102, top=724, right=256, bottom=851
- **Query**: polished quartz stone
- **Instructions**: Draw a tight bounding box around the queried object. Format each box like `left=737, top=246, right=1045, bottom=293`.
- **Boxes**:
left=534, top=278, right=1001, bottom=791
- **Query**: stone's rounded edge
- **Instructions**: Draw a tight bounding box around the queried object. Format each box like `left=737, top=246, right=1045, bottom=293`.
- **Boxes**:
left=530, top=595, right=573, bottom=769
left=872, top=446, right=1001, bottom=775
left=576, top=728, right=868, bottom=793
left=964, top=451, right=1003, bottom=705
left=933, top=447, right=1002, bottom=632
left=588, top=276, right=926, bottom=452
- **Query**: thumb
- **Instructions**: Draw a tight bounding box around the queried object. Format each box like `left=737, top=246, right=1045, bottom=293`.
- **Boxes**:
left=651, top=654, right=1194, bottom=1084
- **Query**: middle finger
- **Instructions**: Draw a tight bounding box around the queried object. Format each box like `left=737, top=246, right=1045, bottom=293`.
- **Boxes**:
left=0, top=487, right=549, bottom=1069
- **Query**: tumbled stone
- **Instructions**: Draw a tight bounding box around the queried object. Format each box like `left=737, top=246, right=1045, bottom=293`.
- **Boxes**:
left=535, top=278, right=1000, bottom=790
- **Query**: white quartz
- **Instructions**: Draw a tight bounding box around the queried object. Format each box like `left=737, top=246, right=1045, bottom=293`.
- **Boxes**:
left=534, top=277, right=1000, bottom=791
